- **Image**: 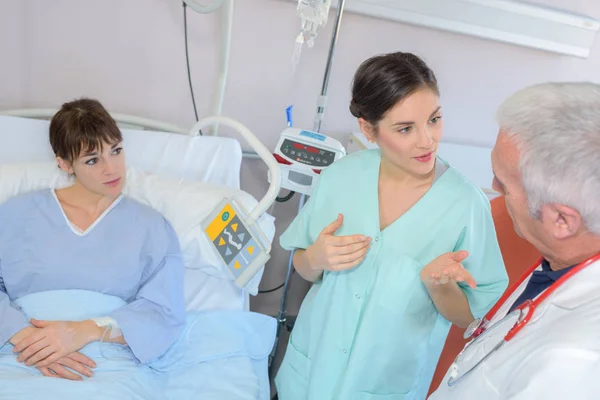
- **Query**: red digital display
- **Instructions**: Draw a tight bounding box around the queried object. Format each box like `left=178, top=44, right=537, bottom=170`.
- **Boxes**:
left=292, top=142, right=319, bottom=153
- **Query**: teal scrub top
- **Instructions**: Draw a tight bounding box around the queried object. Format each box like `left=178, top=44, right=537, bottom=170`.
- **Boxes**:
left=274, top=149, right=508, bottom=400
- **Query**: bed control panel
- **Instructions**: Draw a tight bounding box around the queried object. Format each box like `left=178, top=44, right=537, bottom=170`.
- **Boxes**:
left=203, top=198, right=271, bottom=288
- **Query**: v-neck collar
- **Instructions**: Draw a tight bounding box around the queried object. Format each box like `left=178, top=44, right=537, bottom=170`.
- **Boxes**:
left=374, top=151, right=451, bottom=235
left=51, top=189, right=123, bottom=237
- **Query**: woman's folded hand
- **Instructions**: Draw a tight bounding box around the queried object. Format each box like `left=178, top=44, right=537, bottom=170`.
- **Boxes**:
left=13, top=319, right=100, bottom=368
left=38, top=351, right=96, bottom=381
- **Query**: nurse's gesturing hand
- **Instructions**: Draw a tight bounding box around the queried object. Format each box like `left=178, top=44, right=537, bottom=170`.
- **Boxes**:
left=306, top=214, right=372, bottom=272
left=420, top=250, right=478, bottom=328
left=421, top=250, right=477, bottom=289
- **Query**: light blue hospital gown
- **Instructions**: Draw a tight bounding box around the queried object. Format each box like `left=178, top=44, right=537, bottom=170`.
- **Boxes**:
left=275, top=149, right=508, bottom=400
left=0, top=189, right=186, bottom=364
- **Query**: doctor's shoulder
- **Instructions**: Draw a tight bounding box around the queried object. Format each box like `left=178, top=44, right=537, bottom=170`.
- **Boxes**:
left=498, top=333, right=600, bottom=399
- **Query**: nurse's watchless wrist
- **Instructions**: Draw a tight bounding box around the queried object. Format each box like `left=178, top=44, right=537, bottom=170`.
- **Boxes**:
left=305, top=246, right=322, bottom=272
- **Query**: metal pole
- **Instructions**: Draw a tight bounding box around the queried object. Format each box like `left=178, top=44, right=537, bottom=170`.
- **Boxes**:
left=269, top=0, right=347, bottom=378
left=269, top=193, right=306, bottom=373
left=313, top=0, right=347, bottom=133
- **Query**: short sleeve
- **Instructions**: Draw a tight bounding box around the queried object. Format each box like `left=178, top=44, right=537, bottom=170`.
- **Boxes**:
left=454, top=194, right=509, bottom=318
left=279, top=172, right=326, bottom=252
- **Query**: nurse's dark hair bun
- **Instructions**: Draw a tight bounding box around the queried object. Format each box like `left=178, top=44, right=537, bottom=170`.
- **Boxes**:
left=349, top=52, right=439, bottom=125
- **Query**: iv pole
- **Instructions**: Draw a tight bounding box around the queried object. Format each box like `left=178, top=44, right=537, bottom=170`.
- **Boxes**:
left=269, top=0, right=347, bottom=377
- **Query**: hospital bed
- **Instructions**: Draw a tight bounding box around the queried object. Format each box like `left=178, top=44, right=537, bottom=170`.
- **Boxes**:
left=0, top=110, right=280, bottom=400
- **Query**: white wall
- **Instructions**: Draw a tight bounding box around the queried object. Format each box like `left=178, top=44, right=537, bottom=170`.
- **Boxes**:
left=1, top=0, right=599, bottom=317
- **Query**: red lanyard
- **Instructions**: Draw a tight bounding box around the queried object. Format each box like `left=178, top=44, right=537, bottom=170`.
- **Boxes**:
left=472, top=253, right=600, bottom=340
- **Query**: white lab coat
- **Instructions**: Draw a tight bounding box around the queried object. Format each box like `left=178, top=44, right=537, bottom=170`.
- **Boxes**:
left=429, top=259, right=600, bottom=400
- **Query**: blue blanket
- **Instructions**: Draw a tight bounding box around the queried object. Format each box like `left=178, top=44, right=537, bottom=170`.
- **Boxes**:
left=0, top=290, right=276, bottom=400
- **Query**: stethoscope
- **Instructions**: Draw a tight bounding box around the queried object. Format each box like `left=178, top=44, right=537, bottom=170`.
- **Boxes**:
left=447, top=252, right=600, bottom=387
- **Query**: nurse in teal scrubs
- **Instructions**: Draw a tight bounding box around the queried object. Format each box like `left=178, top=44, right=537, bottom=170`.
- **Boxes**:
left=274, top=52, right=509, bottom=400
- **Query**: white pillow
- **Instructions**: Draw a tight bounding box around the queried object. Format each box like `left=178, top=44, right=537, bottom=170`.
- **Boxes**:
left=0, top=162, right=275, bottom=304
left=0, top=162, right=73, bottom=203
left=123, top=167, right=276, bottom=295
left=0, top=115, right=243, bottom=189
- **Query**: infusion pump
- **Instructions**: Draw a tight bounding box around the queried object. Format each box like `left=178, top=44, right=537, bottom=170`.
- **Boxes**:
left=270, top=128, right=346, bottom=196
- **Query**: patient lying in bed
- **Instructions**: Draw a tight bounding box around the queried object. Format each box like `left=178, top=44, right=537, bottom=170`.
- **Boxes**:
left=0, top=99, right=282, bottom=400
left=0, top=98, right=186, bottom=376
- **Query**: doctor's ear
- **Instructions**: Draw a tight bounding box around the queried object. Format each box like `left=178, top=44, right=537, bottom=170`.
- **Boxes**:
left=358, top=118, right=377, bottom=143
left=56, top=157, right=74, bottom=175
left=542, top=203, right=582, bottom=240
